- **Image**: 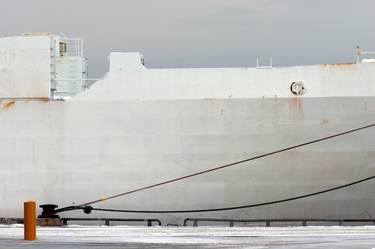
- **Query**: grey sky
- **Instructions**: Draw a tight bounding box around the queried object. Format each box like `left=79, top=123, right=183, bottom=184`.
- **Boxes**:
left=1, top=0, right=375, bottom=77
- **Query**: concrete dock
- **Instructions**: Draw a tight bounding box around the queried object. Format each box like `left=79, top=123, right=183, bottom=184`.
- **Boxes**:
left=0, top=225, right=374, bottom=248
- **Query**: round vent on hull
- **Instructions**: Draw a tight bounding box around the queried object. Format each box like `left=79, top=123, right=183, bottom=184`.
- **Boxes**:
left=290, top=81, right=306, bottom=95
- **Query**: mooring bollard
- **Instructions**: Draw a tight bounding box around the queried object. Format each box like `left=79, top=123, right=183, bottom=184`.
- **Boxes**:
left=24, top=201, right=36, bottom=241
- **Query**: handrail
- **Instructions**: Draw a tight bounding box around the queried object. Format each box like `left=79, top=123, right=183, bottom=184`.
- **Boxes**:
left=355, top=46, right=375, bottom=63
left=61, top=217, right=161, bottom=226
left=183, top=218, right=375, bottom=227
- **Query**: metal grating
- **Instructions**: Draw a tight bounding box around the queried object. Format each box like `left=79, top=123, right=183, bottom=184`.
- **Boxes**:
left=61, top=38, right=83, bottom=57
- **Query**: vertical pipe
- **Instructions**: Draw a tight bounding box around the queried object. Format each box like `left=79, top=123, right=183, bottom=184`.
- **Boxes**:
left=24, top=201, right=36, bottom=241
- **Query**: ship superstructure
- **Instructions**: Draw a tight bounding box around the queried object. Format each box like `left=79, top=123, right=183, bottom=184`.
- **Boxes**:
left=0, top=33, right=87, bottom=99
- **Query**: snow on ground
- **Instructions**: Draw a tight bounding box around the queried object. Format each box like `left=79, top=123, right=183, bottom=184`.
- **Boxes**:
left=0, top=225, right=375, bottom=248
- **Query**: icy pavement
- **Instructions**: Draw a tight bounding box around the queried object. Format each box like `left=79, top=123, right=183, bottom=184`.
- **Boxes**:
left=0, top=225, right=375, bottom=248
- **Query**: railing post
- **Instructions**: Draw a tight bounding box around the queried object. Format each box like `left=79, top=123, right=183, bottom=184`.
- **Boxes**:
left=24, top=201, right=36, bottom=241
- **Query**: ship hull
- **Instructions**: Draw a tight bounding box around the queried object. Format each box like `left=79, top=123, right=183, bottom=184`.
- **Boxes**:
left=0, top=96, right=374, bottom=225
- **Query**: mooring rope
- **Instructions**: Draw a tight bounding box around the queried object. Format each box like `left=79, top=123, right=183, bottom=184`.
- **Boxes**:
left=89, top=175, right=375, bottom=213
left=55, top=123, right=375, bottom=214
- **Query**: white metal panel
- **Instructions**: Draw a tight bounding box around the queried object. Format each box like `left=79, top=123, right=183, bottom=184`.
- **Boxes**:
left=74, top=62, right=375, bottom=101
left=55, top=57, right=86, bottom=97
left=0, top=36, right=51, bottom=99
left=109, top=52, right=145, bottom=71
left=0, top=98, right=374, bottom=223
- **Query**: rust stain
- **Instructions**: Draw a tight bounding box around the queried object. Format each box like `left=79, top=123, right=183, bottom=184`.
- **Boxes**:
left=2, top=100, right=15, bottom=110
left=324, top=62, right=354, bottom=67
left=24, top=97, right=49, bottom=102
left=321, top=118, right=330, bottom=125
left=38, top=97, right=49, bottom=102
left=1, top=97, right=50, bottom=111
left=289, top=96, right=304, bottom=121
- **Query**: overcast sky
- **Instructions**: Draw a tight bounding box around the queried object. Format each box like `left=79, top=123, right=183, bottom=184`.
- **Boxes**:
left=1, top=0, right=375, bottom=77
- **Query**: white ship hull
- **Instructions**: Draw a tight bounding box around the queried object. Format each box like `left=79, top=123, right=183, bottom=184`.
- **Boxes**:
left=1, top=97, right=374, bottom=224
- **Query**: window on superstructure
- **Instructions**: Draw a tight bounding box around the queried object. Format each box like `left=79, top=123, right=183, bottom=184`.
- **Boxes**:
left=59, top=42, right=67, bottom=56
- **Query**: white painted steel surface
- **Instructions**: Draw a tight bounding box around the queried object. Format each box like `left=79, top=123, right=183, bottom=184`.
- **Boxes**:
left=0, top=97, right=374, bottom=224
left=109, top=52, right=145, bottom=71
left=0, top=35, right=374, bottom=225
left=0, top=34, right=87, bottom=99
left=74, top=63, right=375, bottom=100
left=0, top=36, right=51, bottom=98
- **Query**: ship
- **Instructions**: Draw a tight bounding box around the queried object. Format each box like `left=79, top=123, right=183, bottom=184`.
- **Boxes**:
left=0, top=33, right=374, bottom=225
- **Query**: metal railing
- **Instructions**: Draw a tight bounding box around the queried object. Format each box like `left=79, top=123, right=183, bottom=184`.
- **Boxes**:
left=61, top=38, right=83, bottom=57
left=61, top=217, right=161, bottom=226
left=183, top=218, right=375, bottom=227
left=356, top=46, right=375, bottom=63
left=256, top=57, right=273, bottom=69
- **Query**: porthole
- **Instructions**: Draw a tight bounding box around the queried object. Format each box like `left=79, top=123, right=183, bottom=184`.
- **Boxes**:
left=290, top=81, right=306, bottom=95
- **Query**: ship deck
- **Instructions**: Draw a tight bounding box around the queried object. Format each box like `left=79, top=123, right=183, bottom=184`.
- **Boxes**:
left=0, top=225, right=374, bottom=248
